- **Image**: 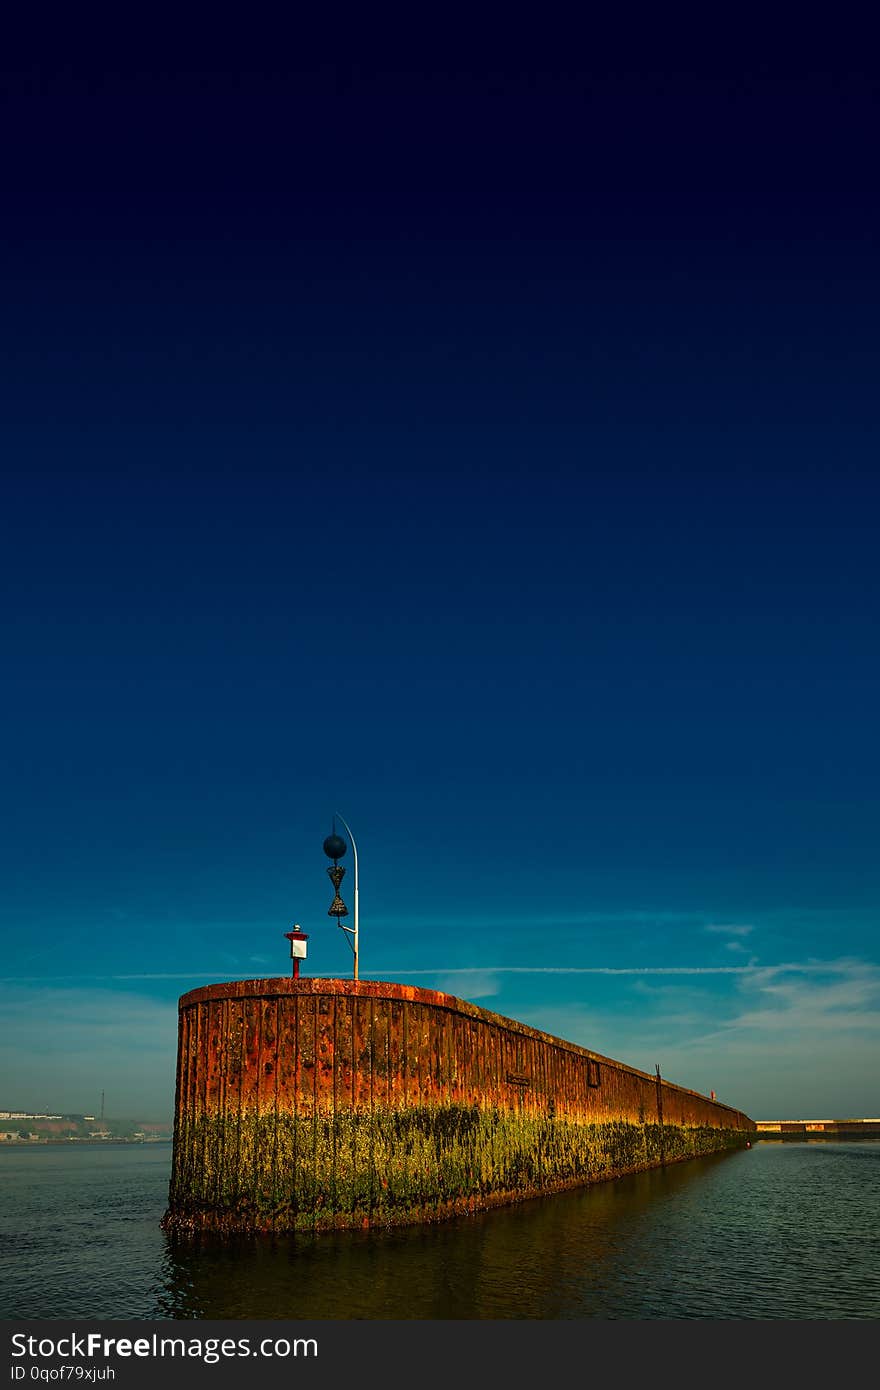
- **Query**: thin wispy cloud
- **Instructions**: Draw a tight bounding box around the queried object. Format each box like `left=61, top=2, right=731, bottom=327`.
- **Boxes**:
left=365, top=961, right=864, bottom=977
left=0, top=972, right=253, bottom=983
left=704, top=923, right=754, bottom=937
left=0, top=960, right=870, bottom=983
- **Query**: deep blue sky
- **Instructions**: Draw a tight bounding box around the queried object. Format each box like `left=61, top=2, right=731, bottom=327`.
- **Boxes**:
left=2, top=31, right=878, bottom=1119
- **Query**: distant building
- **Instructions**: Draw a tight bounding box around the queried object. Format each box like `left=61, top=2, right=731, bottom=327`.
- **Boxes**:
left=0, top=1111, right=62, bottom=1120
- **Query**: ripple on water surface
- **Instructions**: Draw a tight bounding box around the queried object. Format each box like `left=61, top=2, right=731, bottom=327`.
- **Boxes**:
left=1, top=1140, right=879, bottom=1318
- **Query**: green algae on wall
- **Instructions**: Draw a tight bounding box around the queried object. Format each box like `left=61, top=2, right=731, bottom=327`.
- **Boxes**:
left=166, top=1107, right=750, bottom=1233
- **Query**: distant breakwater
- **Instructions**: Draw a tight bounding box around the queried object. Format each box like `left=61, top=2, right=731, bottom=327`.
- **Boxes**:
left=756, top=1119, right=880, bottom=1140
left=162, top=978, right=754, bottom=1234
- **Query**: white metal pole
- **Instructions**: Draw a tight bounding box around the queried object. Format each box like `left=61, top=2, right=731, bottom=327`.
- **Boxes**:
left=335, top=812, right=359, bottom=981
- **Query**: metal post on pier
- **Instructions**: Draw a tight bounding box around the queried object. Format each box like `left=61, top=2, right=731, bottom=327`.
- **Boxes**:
left=323, top=813, right=360, bottom=982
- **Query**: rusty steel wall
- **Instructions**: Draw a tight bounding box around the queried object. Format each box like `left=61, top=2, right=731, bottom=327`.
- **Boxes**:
left=164, top=977, right=754, bottom=1233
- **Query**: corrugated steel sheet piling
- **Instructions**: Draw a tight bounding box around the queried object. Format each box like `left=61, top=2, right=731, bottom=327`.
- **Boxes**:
left=162, top=976, right=755, bottom=1235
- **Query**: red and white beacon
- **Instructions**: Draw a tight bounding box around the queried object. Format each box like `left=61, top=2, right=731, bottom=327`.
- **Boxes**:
left=284, top=925, right=309, bottom=980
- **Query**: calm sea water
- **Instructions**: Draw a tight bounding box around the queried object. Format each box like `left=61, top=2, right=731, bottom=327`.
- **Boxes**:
left=1, top=1141, right=879, bottom=1320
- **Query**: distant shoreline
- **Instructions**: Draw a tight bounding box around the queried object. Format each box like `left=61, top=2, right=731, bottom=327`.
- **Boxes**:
left=0, top=1138, right=172, bottom=1147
